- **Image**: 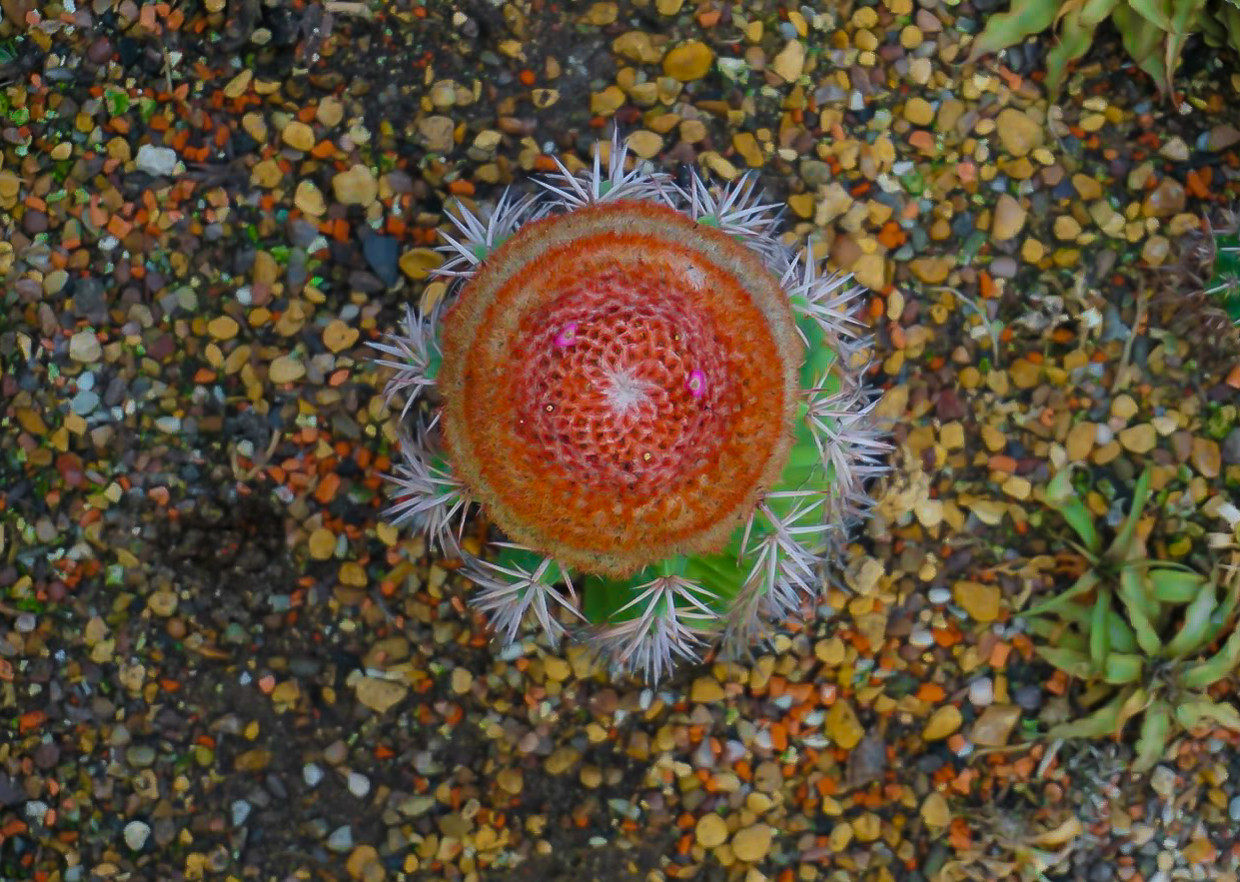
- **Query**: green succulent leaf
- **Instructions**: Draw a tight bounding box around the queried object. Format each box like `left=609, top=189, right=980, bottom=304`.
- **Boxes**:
left=1090, top=589, right=1112, bottom=672
left=1036, top=645, right=1095, bottom=678
left=1025, top=571, right=1100, bottom=618
left=1175, top=698, right=1240, bottom=732
left=1178, top=628, right=1240, bottom=689
left=1162, top=581, right=1218, bottom=659
left=1108, top=467, right=1153, bottom=563
left=1045, top=469, right=1102, bottom=555
left=1026, top=617, right=1090, bottom=652
left=1112, top=2, right=1172, bottom=91
left=1107, top=610, right=1139, bottom=654
left=1118, top=570, right=1164, bottom=656
left=1114, top=685, right=1149, bottom=738
left=1045, top=694, right=1122, bottom=740
left=966, top=0, right=1061, bottom=62
left=1132, top=700, right=1172, bottom=773
left=1101, top=652, right=1145, bottom=684
left=1146, top=568, right=1208, bottom=604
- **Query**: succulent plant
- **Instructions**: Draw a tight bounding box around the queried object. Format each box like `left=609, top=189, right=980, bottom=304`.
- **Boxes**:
left=371, top=134, right=890, bottom=681
left=967, top=0, right=1240, bottom=98
left=1023, top=466, right=1240, bottom=772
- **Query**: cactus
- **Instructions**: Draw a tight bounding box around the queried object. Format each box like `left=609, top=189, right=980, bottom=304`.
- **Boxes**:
left=371, top=135, right=890, bottom=681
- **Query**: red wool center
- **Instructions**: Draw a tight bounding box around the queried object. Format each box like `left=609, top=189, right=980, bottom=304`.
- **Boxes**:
left=513, top=272, right=734, bottom=491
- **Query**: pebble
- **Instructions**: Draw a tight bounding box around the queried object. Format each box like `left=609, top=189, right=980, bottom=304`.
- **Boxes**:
left=327, top=825, right=354, bottom=852
left=953, top=581, right=1000, bottom=622
left=921, top=792, right=951, bottom=827
left=923, top=705, right=963, bottom=741
left=135, top=144, right=179, bottom=176
left=696, top=813, right=728, bottom=848
left=969, top=704, right=1020, bottom=747
left=770, top=40, right=805, bottom=82
left=347, top=771, right=371, bottom=798
left=69, top=330, right=102, bottom=363
left=968, top=678, right=994, bottom=707
left=827, top=700, right=864, bottom=750
left=122, top=820, right=150, bottom=850
left=333, top=164, right=378, bottom=207
left=269, top=355, right=306, bottom=383
left=304, top=763, right=325, bottom=787
left=355, top=676, right=408, bottom=713
left=996, top=108, right=1044, bottom=157
left=1119, top=424, right=1156, bottom=454
left=281, top=120, right=316, bottom=151
left=690, top=677, right=725, bottom=702
left=663, top=40, right=714, bottom=80
left=731, top=823, right=773, bottom=862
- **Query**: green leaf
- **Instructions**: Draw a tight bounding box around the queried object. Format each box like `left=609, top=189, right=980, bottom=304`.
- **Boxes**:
left=1118, top=569, right=1164, bottom=656
left=1126, top=0, right=1173, bottom=32
left=1108, top=467, right=1153, bottom=563
left=1132, top=700, right=1172, bottom=773
left=1107, top=610, right=1138, bottom=653
left=1113, top=2, right=1172, bottom=91
left=1162, top=581, right=1218, bottom=658
left=1178, top=628, right=1240, bottom=689
left=1102, top=652, right=1145, bottom=684
left=1036, top=645, right=1095, bottom=678
left=1045, top=469, right=1102, bottom=555
left=1089, top=589, right=1111, bottom=672
left=1025, top=571, right=1100, bottom=618
left=966, top=0, right=1061, bottom=62
left=1146, top=568, right=1207, bottom=604
left=1045, top=694, right=1122, bottom=740
left=1176, top=698, right=1240, bottom=732
left=1044, top=3, right=1107, bottom=97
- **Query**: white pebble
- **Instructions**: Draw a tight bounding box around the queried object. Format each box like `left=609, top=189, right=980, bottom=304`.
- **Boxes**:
left=968, top=677, right=994, bottom=707
left=123, top=820, right=151, bottom=850
left=135, top=144, right=180, bottom=176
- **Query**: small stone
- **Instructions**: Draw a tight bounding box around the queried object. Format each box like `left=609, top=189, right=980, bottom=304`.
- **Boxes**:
left=69, top=330, right=102, bottom=363
left=690, top=677, right=725, bottom=702
left=347, top=772, right=371, bottom=798
left=295, top=181, right=326, bottom=216
left=355, top=676, right=408, bottom=713
left=731, top=823, right=773, bottom=862
left=991, top=194, right=1027, bottom=242
left=418, top=116, right=455, bottom=153
left=696, top=813, right=728, bottom=848
left=626, top=130, right=663, bottom=160
left=148, top=590, right=177, bottom=616
left=400, top=248, right=443, bottom=280
left=346, top=845, right=384, bottom=881
left=995, top=108, right=1044, bottom=157
left=904, top=97, right=934, bottom=126
left=304, top=763, right=325, bottom=787
left=1222, top=429, right=1240, bottom=466
left=1141, top=235, right=1170, bottom=266
left=1159, top=137, right=1189, bottom=162
left=826, top=700, right=864, bottom=750
left=123, top=820, right=151, bottom=850
left=208, top=316, right=239, bottom=340
left=135, top=144, right=178, bottom=176
left=327, top=825, right=353, bottom=852
left=1142, top=178, right=1186, bottom=217
left=451, top=667, right=473, bottom=694
left=970, top=704, right=1020, bottom=747
left=497, top=768, right=524, bottom=794
left=1207, top=124, right=1240, bottom=151
left=333, top=165, right=378, bottom=207
left=1066, top=421, right=1096, bottom=461
left=921, top=792, right=951, bottom=828
left=1072, top=174, right=1103, bottom=200
left=281, top=120, right=316, bottom=151
left=770, top=40, right=805, bottom=82
left=1119, top=424, right=1156, bottom=454
left=953, top=581, right=1000, bottom=622
left=1053, top=216, right=1082, bottom=241
left=1191, top=437, right=1221, bottom=478
left=269, top=355, right=306, bottom=384
left=663, top=40, right=714, bottom=81
left=923, top=705, right=963, bottom=741
left=323, top=320, right=359, bottom=354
